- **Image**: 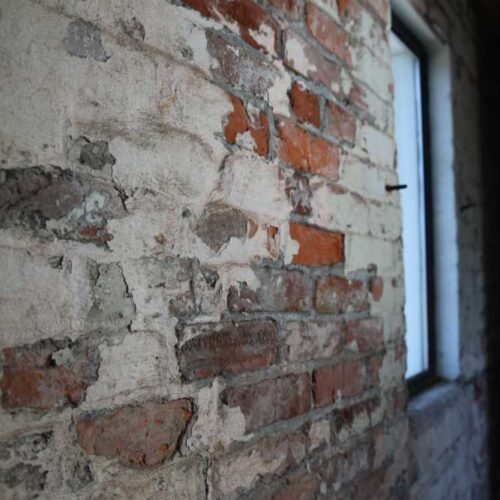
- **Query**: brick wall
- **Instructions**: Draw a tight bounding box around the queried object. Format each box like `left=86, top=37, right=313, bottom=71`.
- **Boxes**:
left=0, top=0, right=488, bottom=498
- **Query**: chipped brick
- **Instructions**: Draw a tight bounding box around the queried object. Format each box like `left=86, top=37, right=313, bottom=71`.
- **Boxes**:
left=224, top=373, right=311, bottom=432
left=290, top=82, right=321, bottom=127
left=313, top=360, right=364, bottom=406
left=178, top=320, right=278, bottom=380
left=224, top=95, right=269, bottom=156
left=277, top=120, right=340, bottom=179
left=76, top=399, right=192, bottom=469
left=314, top=276, right=369, bottom=314
left=290, top=223, right=344, bottom=266
left=227, top=268, right=310, bottom=312
left=0, top=338, right=99, bottom=411
left=184, top=0, right=277, bottom=52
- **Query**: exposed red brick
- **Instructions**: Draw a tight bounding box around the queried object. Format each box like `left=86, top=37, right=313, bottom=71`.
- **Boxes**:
left=284, top=31, right=341, bottom=91
left=306, top=3, right=352, bottom=65
left=184, top=0, right=278, bottom=52
left=272, top=473, right=318, bottom=500
left=290, top=82, right=321, bottom=127
left=228, top=268, right=310, bottom=312
left=326, top=100, right=357, bottom=143
left=178, top=320, right=278, bottom=380
left=290, top=223, right=344, bottom=266
left=78, top=224, right=112, bottom=246
left=369, top=276, right=384, bottom=301
left=326, top=101, right=356, bottom=144
left=76, top=399, right=192, bottom=469
left=277, top=120, right=340, bottom=179
left=283, top=320, right=343, bottom=362
left=314, top=276, right=369, bottom=314
left=366, top=354, right=383, bottom=388
left=345, top=318, right=384, bottom=353
left=0, top=339, right=98, bottom=411
left=224, top=373, right=311, bottom=432
left=313, top=360, right=364, bottom=406
left=224, top=95, right=269, bottom=157
left=337, top=0, right=351, bottom=17
left=268, top=0, right=302, bottom=18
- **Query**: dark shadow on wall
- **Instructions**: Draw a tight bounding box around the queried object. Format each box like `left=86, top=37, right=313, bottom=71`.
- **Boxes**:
left=477, top=2, right=500, bottom=498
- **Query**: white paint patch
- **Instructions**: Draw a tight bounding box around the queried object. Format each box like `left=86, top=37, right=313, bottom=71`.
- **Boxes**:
left=216, top=154, right=291, bottom=224
left=249, top=22, right=276, bottom=55
left=268, top=59, right=292, bottom=117
left=84, top=332, right=164, bottom=406
left=309, top=419, right=331, bottom=451
left=0, top=248, right=92, bottom=347
left=187, top=380, right=248, bottom=453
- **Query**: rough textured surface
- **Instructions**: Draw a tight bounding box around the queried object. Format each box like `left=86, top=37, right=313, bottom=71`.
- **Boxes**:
left=76, top=400, right=192, bottom=468
left=0, top=0, right=491, bottom=497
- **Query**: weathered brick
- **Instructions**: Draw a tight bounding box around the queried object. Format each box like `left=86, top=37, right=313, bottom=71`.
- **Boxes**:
left=290, top=223, right=344, bottom=266
left=345, top=318, right=384, bottom=353
left=277, top=120, right=340, bottom=179
left=0, top=338, right=99, bottom=411
left=0, top=167, right=83, bottom=225
left=284, top=31, right=341, bottom=91
left=210, top=432, right=306, bottom=497
left=337, top=0, right=352, bottom=17
left=227, top=268, right=310, bottom=312
left=207, top=31, right=279, bottom=98
left=306, top=3, right=352, bottom=65
left=289, top=82, right=320, bottom=127
left=326, top=100, right=357, bottom=143
left=286, top=173, right=313, bottom=215
left=284, top=320, right=343, bottom=361
left=184, top=0, right=277, bottom=52
left=272, top=473, right=318, bottom=500
left=268, top=0, right=302, bottom=18
left=224, top=373, right=311, bottom=432
left=314, top=276, right=369, bottom=314
left=76, top=399, right=192, bottom=469
left=313, top=360, right=364, bottom=406
left=224, top=95, right=269, bottom=156
left=311, top=440, right=372, bottom=494
left=335, top=397, right=380, bottom=442
left=178, top=320, right=278, bottom=380
left=0, top=166, right=125, bottom=247
left=366, top=353, right=383, bottom=388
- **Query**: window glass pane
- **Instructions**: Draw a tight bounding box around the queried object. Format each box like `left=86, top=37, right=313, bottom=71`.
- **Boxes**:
left=390, top=32, right=429, bottom=378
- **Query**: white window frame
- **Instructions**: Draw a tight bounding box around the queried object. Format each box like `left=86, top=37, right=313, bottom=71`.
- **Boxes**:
left=391, top=0, right=460, bottom=382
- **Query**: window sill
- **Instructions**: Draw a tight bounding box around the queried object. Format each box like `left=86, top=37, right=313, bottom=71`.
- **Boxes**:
left=408, top=381, right=461, bottom=433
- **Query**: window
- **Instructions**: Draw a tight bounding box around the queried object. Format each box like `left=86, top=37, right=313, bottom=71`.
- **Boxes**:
left=390, top=16, right=436, bottom=389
